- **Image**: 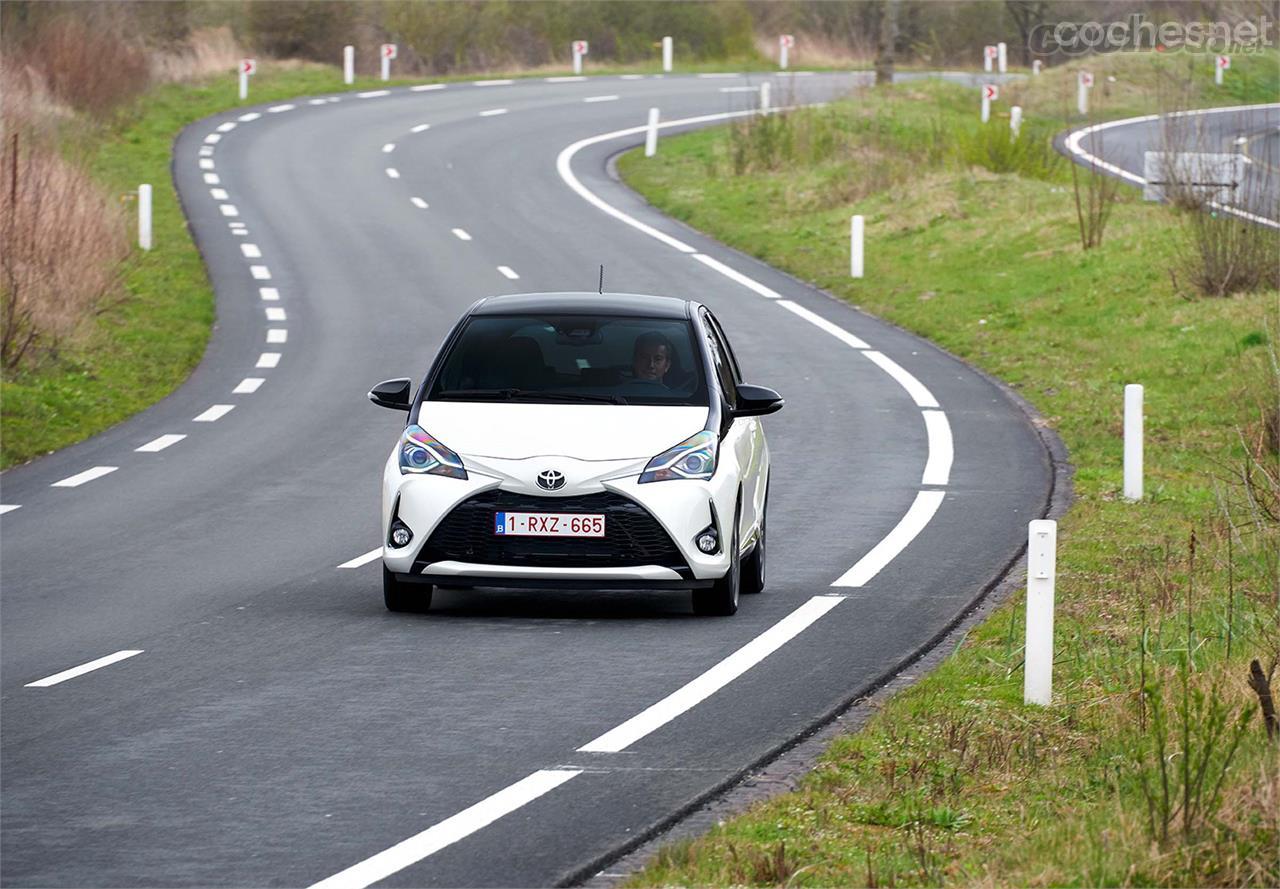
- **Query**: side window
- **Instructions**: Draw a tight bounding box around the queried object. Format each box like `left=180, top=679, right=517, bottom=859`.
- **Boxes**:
left=701, top=311, right=737, bottom=407
left=705, top=313, right=743, bottom=383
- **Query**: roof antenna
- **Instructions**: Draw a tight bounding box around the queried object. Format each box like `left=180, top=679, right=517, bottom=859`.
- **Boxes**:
left=598, top=264, right=605, bottom=294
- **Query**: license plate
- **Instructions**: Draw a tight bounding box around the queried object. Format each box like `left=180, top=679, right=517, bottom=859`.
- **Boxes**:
left=494, top=512, right=605, bottom=537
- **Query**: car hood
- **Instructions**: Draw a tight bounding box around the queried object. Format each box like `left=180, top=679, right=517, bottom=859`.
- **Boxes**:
left=416, top=402, right=709, bottom=461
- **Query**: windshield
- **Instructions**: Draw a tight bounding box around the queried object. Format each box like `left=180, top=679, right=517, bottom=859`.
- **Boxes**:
left=428, top=314, right=707, bottom=406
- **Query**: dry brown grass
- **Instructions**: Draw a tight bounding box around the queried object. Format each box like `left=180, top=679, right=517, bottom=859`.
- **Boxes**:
left=149, top=27, right=243, bottom=85
left=752, top=31, right=876, bottom=69
left=0, top=130, right=128, bottom=370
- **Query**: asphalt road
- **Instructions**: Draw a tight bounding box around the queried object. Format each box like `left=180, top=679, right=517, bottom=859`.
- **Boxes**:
left=3, top=71, right=1050, bottom=887
left=1061, top=102, right=1280, bottom=224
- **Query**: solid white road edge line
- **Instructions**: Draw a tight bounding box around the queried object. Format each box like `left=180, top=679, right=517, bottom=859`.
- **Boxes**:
left=920, top=410, right=954, bottom=486
left=25, top=650, right=144, bottom=688
left=693, top=253, right=782, bottom=300
left=557, top=108, right=952, bottom=593
left=136, top=434, right=187, bottom=453
left=774, top=299, right=869, bottom=348
left=579, top=595, right=846, bottom=753
left=307, top=770, right=582, bottom=889
left=1063, top=103, right=1280, bottom=229
left=338, top=548, right=383, bottom=569
left=831, top=490, right=947, bottom=588
left=862, top=351, right=940, bottom=409
left=51, top=466, right=118, bottom=488
left=193, top=404, right=235, bottom=422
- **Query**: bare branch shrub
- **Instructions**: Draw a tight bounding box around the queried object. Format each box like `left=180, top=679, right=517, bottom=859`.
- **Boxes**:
left=0, top=130, right=128, bottom=370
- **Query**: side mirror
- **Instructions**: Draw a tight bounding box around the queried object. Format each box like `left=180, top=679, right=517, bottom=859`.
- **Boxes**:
left=369, top=378, right=413, bottom=411
left=733, top=383, right=784, bottom=418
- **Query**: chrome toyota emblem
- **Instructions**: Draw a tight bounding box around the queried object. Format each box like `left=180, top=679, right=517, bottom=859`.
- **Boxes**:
left=536, top=470, right=566, bottom=491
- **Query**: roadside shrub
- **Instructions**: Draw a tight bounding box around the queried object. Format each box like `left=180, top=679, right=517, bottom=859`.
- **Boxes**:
left=0, top=131, right=128, bottom=370
left=13, top=13, right=150, bottom=120
left=953, top=118, right=1062, bottom=181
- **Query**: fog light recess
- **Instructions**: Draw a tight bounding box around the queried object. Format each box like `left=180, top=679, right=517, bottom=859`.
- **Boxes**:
left=695, top=528, right=719, bottom=554
left=389, top=519, right=413, bottom=548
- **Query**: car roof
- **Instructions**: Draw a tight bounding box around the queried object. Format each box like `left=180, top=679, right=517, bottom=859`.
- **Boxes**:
left=469, top=292, right=693, bottom=320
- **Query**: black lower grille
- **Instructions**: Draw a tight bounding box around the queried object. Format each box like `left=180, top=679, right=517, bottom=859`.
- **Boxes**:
left=416, top=489, right=687, bottom=570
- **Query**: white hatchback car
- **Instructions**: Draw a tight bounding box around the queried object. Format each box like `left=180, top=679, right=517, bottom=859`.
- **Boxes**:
left=369, top=292, right=782, bottom=616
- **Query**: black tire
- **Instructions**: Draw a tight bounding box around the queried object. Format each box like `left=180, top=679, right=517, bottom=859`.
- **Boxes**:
left=742, top=491, right=766, bottom=596
left=383, top=565, right=433, bottom=613
left=693, top=517, right=740, bottom=616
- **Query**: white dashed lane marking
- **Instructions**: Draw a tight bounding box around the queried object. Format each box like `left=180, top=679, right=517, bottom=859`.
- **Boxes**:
left=268, top=104, right=296, bottom=113
left=135, top=434, right=186, bottom=453
left=203, top=173, right=220, bottom=184
left=238, top=112, right=261, bottom=122
left=1, top=504, right=22, bottom=515
left=479, top=108, right=508, bottom=117
left=452, top=228, right=472, bottom=241
left=357, top=90, right=390, bottom=99
left=193, top=404, right=235, bottom=423
left=584, top=95, right=620, bottom=103
left=234, top=378, right=265, bottom=394
left=383, top=143, right=396, bottom=153
left=241, top=244, right=262, bottom=258
left=219, top=205, right=239, bottom=217
left=199, top=159, right=215, bottom=170
left=51, top=466, right=118, bottom=488
left=250, top=265, right=272, bottom=280
left=410, top=197, right=429, bottom=209
left=267, top=329, right=288, bottom=344
left=256, top=352, right=281, bottom=369
left=210, top=188, right=229, bottom=200
left=216, top=121, right=236, bottom=133
left=25, top=650, right=144, bottom=688
left=498, top=266, right=520, bottom=280
left=259, top=287, right=279, bottom=301
left=410, top=124, right=431, bottom=133
left=265, top=307, right=286, bottom=321
left=410, top=84, right=445, bottom=92
left=385, top=168, right=400, bottom=179
left=474, top=79, right=514, bottom=86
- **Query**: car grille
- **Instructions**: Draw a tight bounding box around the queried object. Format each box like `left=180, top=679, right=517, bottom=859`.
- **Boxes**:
left=416, top=489, right=687, bottom=570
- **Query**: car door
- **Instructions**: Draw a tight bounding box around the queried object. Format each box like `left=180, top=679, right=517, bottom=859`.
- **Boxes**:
left=701, top=310, right=759, bottom=548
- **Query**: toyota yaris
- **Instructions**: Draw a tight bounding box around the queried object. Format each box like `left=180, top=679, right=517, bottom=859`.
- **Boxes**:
left=368, top=292, right=782, bottom=616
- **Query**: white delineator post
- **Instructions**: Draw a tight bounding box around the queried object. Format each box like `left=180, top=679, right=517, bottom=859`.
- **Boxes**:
left=1023, top=519, right=1057, bottom=707
left=662, top=36, right=673, bottom=73
left=759, top=81, right=771, bottom=114
left=644, top=107, right=660, bottom=157
left=1215, top=55, right=1229, bottom=85
left=343, top=45, right=354, bottom=85
left=1077, top=70, right=1092, bottom=115
left=238, top=58, right=255, bottom=102
left=1010, top=104, right=1022, bottom=138
left=572, top=40, right=588, bottom=75
left=983, top=44, right=995, bottom=72
left=1124, top=383, right=1144, bottom=501
left=779, top=34, right=793, bottom=70
left=380, top=43, right=396, bottom=82
left=849, top=214, right=864, bottom=278
left=137, top=184, right=152, bottom=251
left=981, top=84, right=996, bottom=123
left=997, top=41, right=1008, bottom=73
left=1032, top=59, right=1042, bottom=75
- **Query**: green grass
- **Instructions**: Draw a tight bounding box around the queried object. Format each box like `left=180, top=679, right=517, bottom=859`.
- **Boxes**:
left=618, top=57, right=1278, bottom=888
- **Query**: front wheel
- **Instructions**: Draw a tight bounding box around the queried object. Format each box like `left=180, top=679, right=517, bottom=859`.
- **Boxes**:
left=383, top=565, right=433, bottom=613
left=693, top=520, right=740, bottom=616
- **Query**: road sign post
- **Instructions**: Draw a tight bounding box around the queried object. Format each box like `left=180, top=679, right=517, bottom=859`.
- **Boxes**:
left=983, top=44, right=996, bottom=72
left=380, top=44, right=397, bottom=82
left=779, top=34, right=794, bottom=70
left=981, top=83, right=997, bottom=122
left=238, top=58, right=256, bottom=101
left=1215, top=54, right=1230, bottom=85
left=572, top=40, right=588, bottom=75
left=1024, top=519, right=1058, bottom=706
left=1077, top=70, right=1093, bottom=115
left=343, top=45, right=354, bottom=85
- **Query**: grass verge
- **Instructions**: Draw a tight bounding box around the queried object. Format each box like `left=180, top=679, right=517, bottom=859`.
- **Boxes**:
left=618, top=58, right=1278, bottom=887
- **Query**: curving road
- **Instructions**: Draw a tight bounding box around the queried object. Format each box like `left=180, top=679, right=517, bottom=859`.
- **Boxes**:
left=1061, top=102, right=1280, bottom=226
left=1, top=71, right=1051, bottom=887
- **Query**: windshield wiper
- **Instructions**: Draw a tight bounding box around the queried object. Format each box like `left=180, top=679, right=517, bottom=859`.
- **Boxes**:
left=435, top=388, right=626, bottom=405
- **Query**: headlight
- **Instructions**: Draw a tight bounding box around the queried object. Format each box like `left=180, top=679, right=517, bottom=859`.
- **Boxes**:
left=639, top=430, right=718, bottom=483
left=399, top=425, right=467, bottom=479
